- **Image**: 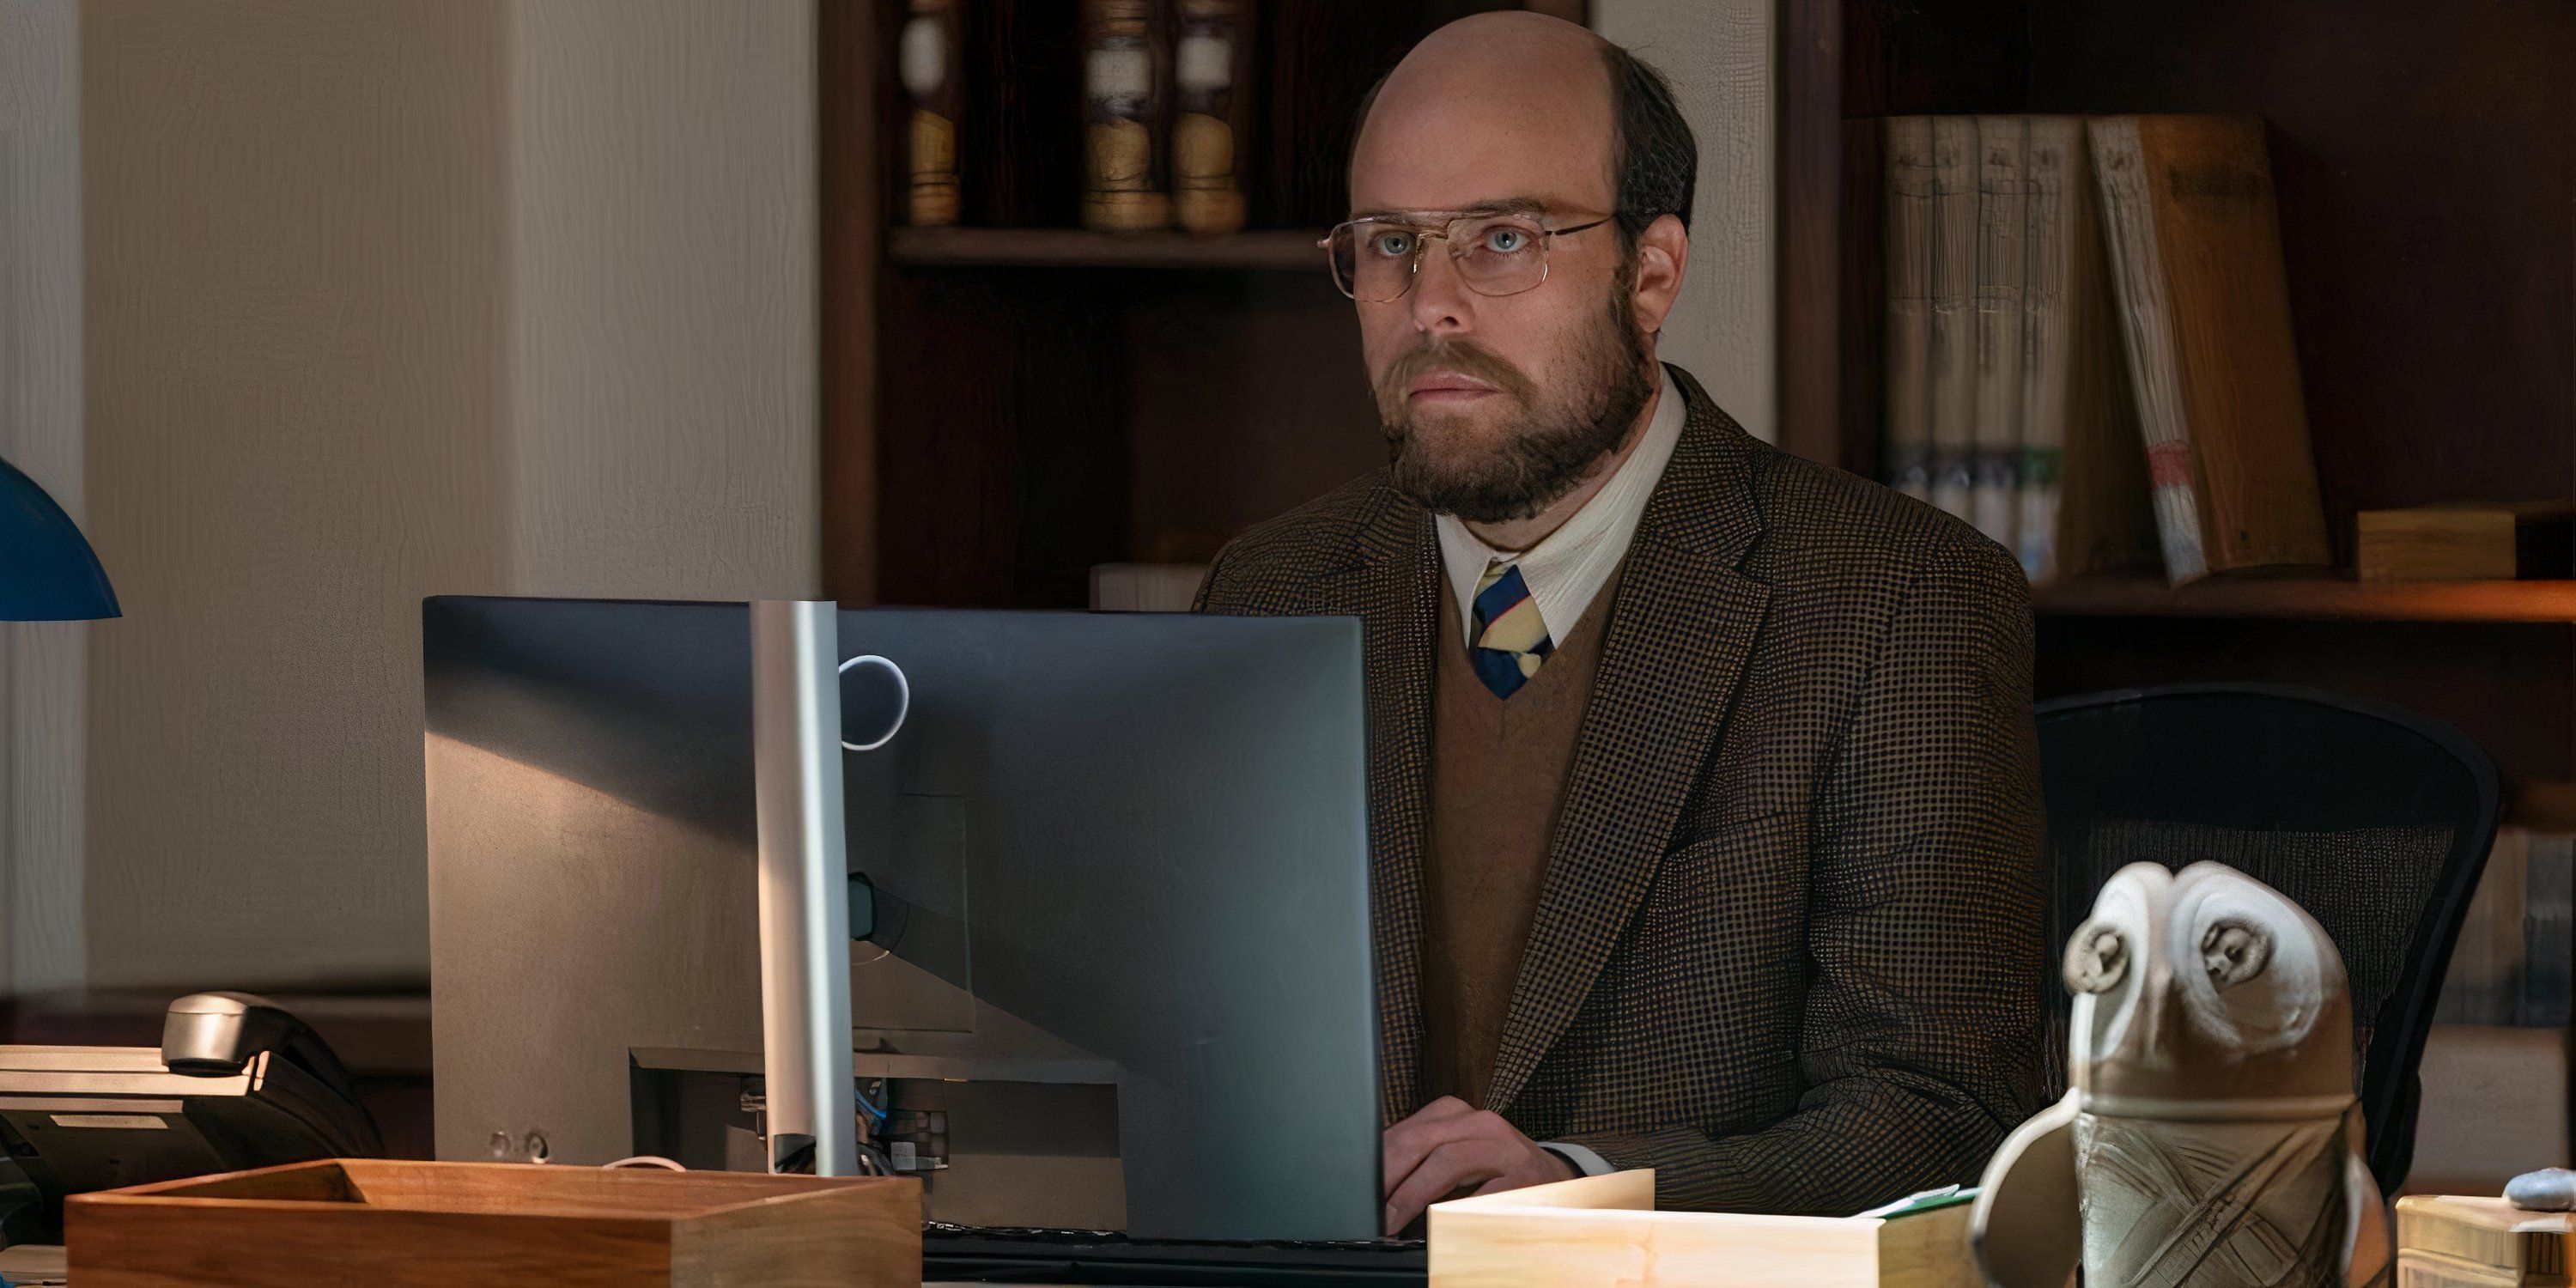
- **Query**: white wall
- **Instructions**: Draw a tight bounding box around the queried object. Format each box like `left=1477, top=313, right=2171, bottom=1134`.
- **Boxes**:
left=0, top=0, right=88, bottom=993
left=1593, top=0, right=1775, bottom=441
left=70, top=0, right=821, bottom=992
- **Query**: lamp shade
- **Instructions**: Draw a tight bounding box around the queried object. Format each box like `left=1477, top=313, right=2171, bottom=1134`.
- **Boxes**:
left=1, top=454, right=119, bottom=621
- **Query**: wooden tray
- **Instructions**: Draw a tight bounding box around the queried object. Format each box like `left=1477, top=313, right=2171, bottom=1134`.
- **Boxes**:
left=1428, top=1171, right=1978, bottom=1288
left=65, top=1158, right=919, bottom=1286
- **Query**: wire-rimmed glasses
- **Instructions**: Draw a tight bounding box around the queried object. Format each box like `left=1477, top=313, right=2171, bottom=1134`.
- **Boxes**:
left=1320, top=210, right=1613, bottom=303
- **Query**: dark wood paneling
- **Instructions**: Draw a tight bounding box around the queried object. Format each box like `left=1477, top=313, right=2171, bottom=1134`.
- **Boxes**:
left=1123, top=274, right=1382, bottom=561
left=1833, top=117, right=1883, bottom=481
left=874, top=270, right=1132, bottom=608
left=2025, top=0, right=2576, bottom=558
left=1777, top=0, right=1843, bottom=465
left=2038, top=618, right=2575, bottom=789
left=821, top=0, right=879, bottom=604
left=966, top=1, right=1086, bottom=228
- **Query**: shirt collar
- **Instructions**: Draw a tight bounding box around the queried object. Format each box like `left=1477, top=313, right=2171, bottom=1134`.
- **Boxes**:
left=1435, top=363, right=1688, bottom=644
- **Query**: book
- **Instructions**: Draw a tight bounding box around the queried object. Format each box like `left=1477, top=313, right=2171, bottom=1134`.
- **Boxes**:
left=1080, top=0, right=1172, bottom=232
left=2088, top=114, right=2330, bottom=584
left=897, top=0, right=963, bottom=227
left=2016, top=116, right=2155, bottom=584
left=2356, top=502, right=2576, bottom=583
left=1925, top=117, right=1979, bottom=523
left=1970, top=116, right=2028, bottom=551
left=1171, top=0, right=1254, bottom=236
left=1882, top=117, right=1936, bottom=505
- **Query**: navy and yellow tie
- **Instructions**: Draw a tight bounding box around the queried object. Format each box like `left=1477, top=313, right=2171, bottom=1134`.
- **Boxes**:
left=1469, top=562, right=1553, bottom=699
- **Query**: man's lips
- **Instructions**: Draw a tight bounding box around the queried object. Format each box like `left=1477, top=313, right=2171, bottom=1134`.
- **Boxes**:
left=1406, top=371, right=1501, bottom=401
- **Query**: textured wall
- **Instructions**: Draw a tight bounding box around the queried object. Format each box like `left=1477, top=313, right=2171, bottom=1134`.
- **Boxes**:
left=0, top=0, right=88, bottom=992
left=506, top=0, right=819, bottom=599
left=1593, top=0, right=1775, bottom=441
left=77, top=0, right=820, bottom=991
left=82, top=0, right=514, bottom=990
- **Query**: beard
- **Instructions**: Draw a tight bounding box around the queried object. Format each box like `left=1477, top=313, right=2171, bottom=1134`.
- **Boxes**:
left=1376, top=283, right=1654, bottom=525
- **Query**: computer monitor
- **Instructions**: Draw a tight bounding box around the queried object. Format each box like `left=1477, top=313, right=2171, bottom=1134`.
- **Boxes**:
left=422, top=598, right=1378, bottom=1242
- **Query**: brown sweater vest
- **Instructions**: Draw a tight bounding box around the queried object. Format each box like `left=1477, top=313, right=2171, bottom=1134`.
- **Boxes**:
left=1421, top=566, right=1621, bottom=1109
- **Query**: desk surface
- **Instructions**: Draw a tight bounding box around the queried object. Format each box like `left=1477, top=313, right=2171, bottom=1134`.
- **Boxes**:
left=0, top=1246, right=1139, bottom=1288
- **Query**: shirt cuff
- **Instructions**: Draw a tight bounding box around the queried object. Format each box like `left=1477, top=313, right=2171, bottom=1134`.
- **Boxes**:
left=1538, top=1141, right=1614, bottom=1177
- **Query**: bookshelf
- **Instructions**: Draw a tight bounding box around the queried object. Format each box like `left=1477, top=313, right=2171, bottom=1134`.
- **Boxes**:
left=2034, top=577, right=2576, bottom=625
left=885, top=228, right=1321, bottom=270
left=1777, top=0, right=2576, bottom=805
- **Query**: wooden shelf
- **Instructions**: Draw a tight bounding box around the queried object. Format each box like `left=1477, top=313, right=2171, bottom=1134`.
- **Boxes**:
left=885, top=227, right=1324, bottom=271
left=2034, top=574, right=2576, bottom=623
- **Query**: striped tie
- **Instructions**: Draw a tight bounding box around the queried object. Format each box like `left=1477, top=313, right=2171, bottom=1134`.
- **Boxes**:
left=1469, top=562, right=1552, bottom=700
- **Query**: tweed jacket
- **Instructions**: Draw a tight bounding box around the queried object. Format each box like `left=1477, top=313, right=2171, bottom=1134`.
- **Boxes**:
left=1193, top=365, right=2048, bottom=1214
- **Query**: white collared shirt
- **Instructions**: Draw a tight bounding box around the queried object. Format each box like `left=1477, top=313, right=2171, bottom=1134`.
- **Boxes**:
left=1433, top=365, right=1688, bottom=646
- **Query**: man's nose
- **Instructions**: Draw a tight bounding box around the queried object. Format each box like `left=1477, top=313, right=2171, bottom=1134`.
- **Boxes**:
left=1407, top=246, right=1474, bottom=336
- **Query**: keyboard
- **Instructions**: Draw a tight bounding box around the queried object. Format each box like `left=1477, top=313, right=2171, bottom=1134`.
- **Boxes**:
left=924, top=1222, right=1427, bottom=1287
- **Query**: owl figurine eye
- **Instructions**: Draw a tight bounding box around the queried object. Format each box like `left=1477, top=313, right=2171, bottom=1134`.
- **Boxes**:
left=2201, top=918, right=2271, bottom=989
left=2064, top=923, right=2129, bottom=993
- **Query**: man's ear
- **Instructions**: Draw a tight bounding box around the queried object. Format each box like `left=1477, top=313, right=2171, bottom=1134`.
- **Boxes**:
left=1628, top=213, right=1690, bottom=337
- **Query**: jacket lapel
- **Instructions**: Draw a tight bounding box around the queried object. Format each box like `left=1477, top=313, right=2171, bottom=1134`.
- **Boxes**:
left=1485, top=370, right=1773, bottom=1115
left=1306, top=484, right=1439, bottom=1125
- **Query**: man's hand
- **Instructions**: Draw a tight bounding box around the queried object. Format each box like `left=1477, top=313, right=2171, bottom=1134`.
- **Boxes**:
left=1380, top=1096, right=1577, bottom=1234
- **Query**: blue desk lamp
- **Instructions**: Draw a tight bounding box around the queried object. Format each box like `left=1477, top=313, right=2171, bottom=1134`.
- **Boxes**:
left=2, top=454, right=119, bottom=621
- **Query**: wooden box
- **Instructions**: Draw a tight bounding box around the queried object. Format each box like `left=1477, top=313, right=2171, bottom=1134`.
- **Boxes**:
left=66, top=1158, right=919, bottom=1287
left=2356, top=504, right=2576, bottom=583
left=2396, top=1195, right=2576, bottom=1288
left=1428, top=1171, right=1978, bottom=1288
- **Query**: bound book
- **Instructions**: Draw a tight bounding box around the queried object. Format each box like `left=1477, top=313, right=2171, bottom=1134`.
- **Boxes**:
left=1925, top=117, right=1980, bottom=524
left=2017, top=116, right=2155, bottom=585
left=2089, top=114, right=2330, bottom=584
left=1881, top=117, right=1936, bottom=505
left=1172, top=0, right=1254, bottom=235
left=1081, top=0, right=1172, bottom=232
left=898, top=0, right=963, bottom=227
left=1970, top=116, right=2027, bottom=552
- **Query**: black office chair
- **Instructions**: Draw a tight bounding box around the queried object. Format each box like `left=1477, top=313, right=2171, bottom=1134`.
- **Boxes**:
left=2035, top=683, right=2500, bottom=1194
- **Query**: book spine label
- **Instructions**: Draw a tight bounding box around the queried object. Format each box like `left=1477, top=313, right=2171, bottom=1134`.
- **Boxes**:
left=1172, top=0, right=1252, bottom=235
left=1082, top=0, right=1172, bottom=232
left=900, top=0, right=963, bottom=227
left=2146, top=440, right=2207, bottom=581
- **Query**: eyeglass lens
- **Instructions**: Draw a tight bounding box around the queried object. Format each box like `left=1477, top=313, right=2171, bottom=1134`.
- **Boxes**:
left=1327, top=215, right=1553, bottom=302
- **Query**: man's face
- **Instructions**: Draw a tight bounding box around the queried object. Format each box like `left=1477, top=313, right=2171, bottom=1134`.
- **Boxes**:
left=1347, top=58, right=1651, bottom=525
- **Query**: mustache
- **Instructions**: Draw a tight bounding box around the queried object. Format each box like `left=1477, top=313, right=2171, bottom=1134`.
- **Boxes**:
left=1377, top=340, right=1539, bottom=406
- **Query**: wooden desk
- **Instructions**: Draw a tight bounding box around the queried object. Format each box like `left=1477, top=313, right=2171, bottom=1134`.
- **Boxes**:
left=1, top=1248, right=1094, bottom=1288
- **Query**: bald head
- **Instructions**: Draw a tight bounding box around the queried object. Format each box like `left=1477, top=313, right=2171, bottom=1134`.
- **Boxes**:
left=1350, top=13, right=1694, bottom=241
left=1352, top=14, right=1618, bottom=225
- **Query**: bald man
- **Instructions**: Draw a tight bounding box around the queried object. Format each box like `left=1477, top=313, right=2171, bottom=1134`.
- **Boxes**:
left=1197, top=15, right=2045, bottom=1232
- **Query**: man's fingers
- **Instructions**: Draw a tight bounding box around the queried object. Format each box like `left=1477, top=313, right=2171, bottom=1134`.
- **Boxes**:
left=1381, top=1097, right=1480, bottom=1193
left=1382, top=1139, right=1506, bottom=1236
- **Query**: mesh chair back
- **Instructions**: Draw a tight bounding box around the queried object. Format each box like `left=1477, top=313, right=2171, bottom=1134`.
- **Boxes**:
left=2036, top=683, right=2500, bottom=1193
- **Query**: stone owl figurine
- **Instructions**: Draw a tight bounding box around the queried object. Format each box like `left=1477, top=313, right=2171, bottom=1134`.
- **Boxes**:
left=1971, top=860, right=2392, bottom=1288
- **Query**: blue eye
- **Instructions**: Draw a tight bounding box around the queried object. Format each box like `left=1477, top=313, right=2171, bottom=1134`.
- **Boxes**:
left=1367, top=231, right=1417, bottom=258
left=1484, top=228, right=1530, bottom=253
